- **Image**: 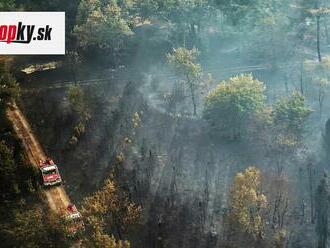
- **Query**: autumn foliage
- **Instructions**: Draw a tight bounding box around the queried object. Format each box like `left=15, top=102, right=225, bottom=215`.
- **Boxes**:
left=82, top=179, right=141, bottom=247
left=228, top=167, right=267, bottom=239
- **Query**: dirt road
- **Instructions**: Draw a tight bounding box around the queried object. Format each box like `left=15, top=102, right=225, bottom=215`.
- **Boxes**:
left=7, top=103, right=71, bottom=213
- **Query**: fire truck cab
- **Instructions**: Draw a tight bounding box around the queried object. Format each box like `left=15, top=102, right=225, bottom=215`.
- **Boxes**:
left=66, top=204, right=85, bottom=236
left=39, top=158, right=62, bottom=186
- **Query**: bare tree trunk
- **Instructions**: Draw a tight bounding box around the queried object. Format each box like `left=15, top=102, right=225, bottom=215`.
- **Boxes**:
left=299, top=167, right=306, bottom=223
left=300, top=61, right=304, bottom=95
left=325, top=18, right=330, bottom=45
left=317, top=15, right=322, bottom=62
left=307, top=163, right=315, bottom=223
left=319, top=87, right=324, bottom=121
left=280, top=198, right=288, bottom=228
left=189, top=81, right=197, bottom=116
left=284, top=74, right=289, bottom=94
left=71, top=65, right=77, bottom=86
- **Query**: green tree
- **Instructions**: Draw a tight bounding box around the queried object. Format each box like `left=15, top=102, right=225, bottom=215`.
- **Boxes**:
left=67, top=85, right=87, bottom=114
left=203, top=74, right=266, bottom=140
left=11, top=207, right=49, bottom=247
left=0, top=72, right=20, bottom=109
left=304, top=56, right=330, bottom=120
left=1, top=206, right=69, bottom=247
left=15, top=0, right=79, bottom=30
left=215, top=0, right=255, bottom=25
left=167, top=47, right=203, bottom=115
left=74, top=0, right=133, bottom=61
left=89, top=230, right=130, bottom=248
left=308, top=7, right=330, bottom=62
left=0, top=140, right=38, bottom=199
left=273, top=91, right=311, bottom=139
left=66, top=85, right=91, bottom=144
left=0, top=0, right=15, bottom=10
left=315, top=173, right=329, bottom=248
left=0, top=141, right=17, bottom=197
left=250, top=0, right=293, bottom=63
left=137, top=0, right=213, bottom=48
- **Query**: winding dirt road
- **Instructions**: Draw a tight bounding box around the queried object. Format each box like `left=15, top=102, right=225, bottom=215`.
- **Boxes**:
left=7, top=103, right=71, bottom=214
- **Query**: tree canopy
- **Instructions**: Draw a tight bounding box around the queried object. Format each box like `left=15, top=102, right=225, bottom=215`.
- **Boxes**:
left=203, top=74, right=266, bottom=139
left=229, top=167, right=267, bottom=239
left=167, top=47, right=203, bottom=115
left=82, top=179, right=140, bottom=247
left=273, top=91, right=311, bottom=139
left=74, top=0, right=133, bottom=54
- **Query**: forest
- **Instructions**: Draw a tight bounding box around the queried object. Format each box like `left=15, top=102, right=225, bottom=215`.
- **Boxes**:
left=1, top=0, right=330, bottom=247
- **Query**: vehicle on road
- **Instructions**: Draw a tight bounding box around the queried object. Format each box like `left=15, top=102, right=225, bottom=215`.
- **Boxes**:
left=39, top=158, right=62, bottom=186
left=65, top=204, right=85, bottom=236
